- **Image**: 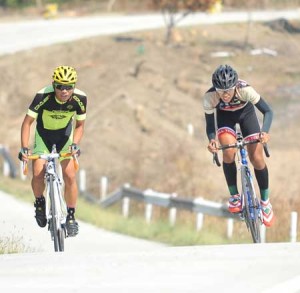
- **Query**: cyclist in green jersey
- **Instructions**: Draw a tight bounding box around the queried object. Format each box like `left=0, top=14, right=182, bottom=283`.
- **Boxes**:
left=19, top=65, right=87, bottom=236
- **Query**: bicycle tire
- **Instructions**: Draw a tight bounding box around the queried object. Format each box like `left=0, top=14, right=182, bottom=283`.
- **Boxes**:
left=49, top=174, right=60, bottom=251
left=241, top=168, right=261, bottom=243
left=55, top=180, right=65, bottom=251
left=58, top=227, right=65, bottom=251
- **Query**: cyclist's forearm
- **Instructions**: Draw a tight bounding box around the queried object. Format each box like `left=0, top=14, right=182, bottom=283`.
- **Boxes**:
left=20, top=116, right=33, bottom=148
left=72, top=121, right=85, bottom=144
left=255, top=97, right=273, bottom=133
left=205, top=113, right=216, bottom=140
left=262, top=110, right=273, bottom=133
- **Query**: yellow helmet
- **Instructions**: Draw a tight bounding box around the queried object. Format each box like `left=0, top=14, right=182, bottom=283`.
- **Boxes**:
left=52, top=65, right=77, bottom=84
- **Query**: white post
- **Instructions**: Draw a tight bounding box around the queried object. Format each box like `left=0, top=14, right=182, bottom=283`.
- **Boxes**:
left=145, top=203, right=153, bottom=224
left=187, top=123, right=194, bottom=136
left=227, top=218, right=234, bottom=238
left=290, top=211, right=298, bottom=243
left=79, top=169, right=86, bottom=193
left=196, top=213, right=204, bottom=231
left=169, top=193, right=177, bottom=227
left=260, top=224, right=266, bottom=243
left=3, top=161, right=9, bottom=177
left=100, top=176, right=108, bottom=200
left=122, top=197, right=130, bottom=218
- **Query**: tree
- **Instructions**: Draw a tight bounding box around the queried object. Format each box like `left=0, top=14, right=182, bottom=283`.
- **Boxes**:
left=152, top=0, right=221, bottom=44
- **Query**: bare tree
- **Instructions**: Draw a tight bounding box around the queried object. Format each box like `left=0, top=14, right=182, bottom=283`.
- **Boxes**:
left=152, top=0, right=220, bottom=44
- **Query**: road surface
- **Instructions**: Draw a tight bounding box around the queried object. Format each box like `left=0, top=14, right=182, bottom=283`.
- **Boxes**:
left=0, top=9, right=299, bottom=55
left=1, top=190, right=300, bottom=292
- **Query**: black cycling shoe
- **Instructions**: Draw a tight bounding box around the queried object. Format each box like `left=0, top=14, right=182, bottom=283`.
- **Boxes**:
left=34, top=197, right=47, bottom=228
left=66, top=218, right=79, bottom=237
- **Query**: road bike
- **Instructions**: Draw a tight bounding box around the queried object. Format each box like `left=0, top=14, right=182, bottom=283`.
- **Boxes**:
left=213, top=132, right=270, bottom=243
left=23, top=145, right=78, bottom=252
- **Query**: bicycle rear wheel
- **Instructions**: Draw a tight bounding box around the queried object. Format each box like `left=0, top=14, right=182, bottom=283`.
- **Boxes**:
left=242, top=169, right=261, bottom=243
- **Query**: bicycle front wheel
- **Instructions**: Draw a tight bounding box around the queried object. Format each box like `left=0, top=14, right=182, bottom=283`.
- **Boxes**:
left=57, top=227, right=65, bottom=251
left=242, top=169, right=261, bottom=243
left=49, top=175, right=63, bottom=251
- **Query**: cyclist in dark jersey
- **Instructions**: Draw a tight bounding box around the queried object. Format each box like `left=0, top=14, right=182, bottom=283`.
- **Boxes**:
left=19, top=65, right=87, bottom=236
left=203, top=64, right=274, bottom=227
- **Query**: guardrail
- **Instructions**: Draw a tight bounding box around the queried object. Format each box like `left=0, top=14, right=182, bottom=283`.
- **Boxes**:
left=0, top=145, right=16, bottom=178
left=19, top=168, right=299, bottom=242
left=80, top=184, right=241, bottom=238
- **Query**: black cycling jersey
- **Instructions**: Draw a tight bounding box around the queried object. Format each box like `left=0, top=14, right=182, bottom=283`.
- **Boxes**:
left=27, top=85, right=87, bottom=152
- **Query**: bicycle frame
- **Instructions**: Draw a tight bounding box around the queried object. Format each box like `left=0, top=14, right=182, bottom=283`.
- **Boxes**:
left=23, top=144, right=78, bottom=252
left=236, top=138, right=263, bottom=243
left=44, top=153, right=68, bottom=252
left=213, top=133, right=269, bottom=243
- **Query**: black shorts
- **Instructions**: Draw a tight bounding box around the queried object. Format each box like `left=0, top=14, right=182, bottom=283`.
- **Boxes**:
left=217, top=102, right=260, bottom=138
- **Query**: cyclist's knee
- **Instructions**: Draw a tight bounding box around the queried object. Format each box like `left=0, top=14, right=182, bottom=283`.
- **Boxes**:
left=223, top=149, right=236, bottom=163
left=32, top=171, right=44, bottom=182
left=249, top=155, right=265, bottom=169
left=63, top=172, right=76, bottom=185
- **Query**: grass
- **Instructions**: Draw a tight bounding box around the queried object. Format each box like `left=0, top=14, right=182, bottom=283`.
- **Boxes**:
left=0, top=234, right=35, bottom=254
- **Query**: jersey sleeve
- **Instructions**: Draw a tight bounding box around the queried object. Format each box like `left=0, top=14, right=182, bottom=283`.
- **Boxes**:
left=203, top=91, right=219, bottom=114
left=73, top=89, right=87, bottom=121
left=236, top=85, right=261, bottom=104
left=27, top=86, right=53, bottom=119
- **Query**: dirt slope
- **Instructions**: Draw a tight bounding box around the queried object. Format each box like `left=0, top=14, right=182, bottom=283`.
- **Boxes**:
left=0, top=18, right=300, bottom=216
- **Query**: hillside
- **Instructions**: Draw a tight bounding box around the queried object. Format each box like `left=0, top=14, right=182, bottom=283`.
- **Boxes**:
left=1, top=17, right=300, bottom=241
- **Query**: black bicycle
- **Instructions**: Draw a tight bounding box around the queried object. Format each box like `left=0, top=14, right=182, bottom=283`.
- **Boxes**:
left=213, top=132, right=270, bottom=243
left=23, top=145, right=78, bottom=252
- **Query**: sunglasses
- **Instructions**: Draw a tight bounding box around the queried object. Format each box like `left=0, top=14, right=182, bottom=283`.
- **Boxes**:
left=54, top=83, right=75, bottom=91
left=215, top=86, right=236, bottom=94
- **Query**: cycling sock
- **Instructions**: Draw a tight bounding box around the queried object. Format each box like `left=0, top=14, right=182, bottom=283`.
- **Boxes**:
left=67, top=207, right=76, bottom=220
left=254, top=166, right=269, bottom=201
left=223, top=162, right=238, bottom=196
left=260, top=189, right=269, bottom=202
left=261, top=198, right=270, bottom=205
left=35, top=195, right=45, bottom=206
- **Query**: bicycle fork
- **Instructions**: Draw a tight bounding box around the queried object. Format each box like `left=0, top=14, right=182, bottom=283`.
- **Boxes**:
left=242, top=167, right=263, bottom=224
left=46, top=169, right=67, bottom=239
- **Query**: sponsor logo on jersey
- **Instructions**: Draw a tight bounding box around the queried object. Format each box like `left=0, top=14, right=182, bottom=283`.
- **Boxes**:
left=73, top=95, right=85, bottom=112
left=49, top=110, right=71, bottom=120
left=218, top=96, right=245, bottom=110
left=50, top=114, right=67, bottom=120
left=34, top=95, right=50, bottom=111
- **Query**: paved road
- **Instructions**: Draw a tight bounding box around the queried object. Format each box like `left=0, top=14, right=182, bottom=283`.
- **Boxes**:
left=1, top=190, right=300, bottom=292
left=0, top=9, right=299, bottom=55
left=0, top=241, right=300, bottom=292
left=0, top=190, right=164, bottom=253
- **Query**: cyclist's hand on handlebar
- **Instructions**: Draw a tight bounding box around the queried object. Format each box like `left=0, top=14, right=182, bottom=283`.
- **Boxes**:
left=207, top=139, right=218, bottom=153
left=69, top=143, right=81, bottom=157
left=18, top=147, right=29, bottom=162
left=259, top=132, right=270, bottom=144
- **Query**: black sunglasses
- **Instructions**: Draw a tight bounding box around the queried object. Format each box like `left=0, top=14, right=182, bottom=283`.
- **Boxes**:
left=54, top=83, right=75, bottom=91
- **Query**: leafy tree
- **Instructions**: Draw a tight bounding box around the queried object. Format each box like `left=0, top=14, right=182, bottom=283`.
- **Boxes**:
left=152, top=0, right=221, bottom=44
